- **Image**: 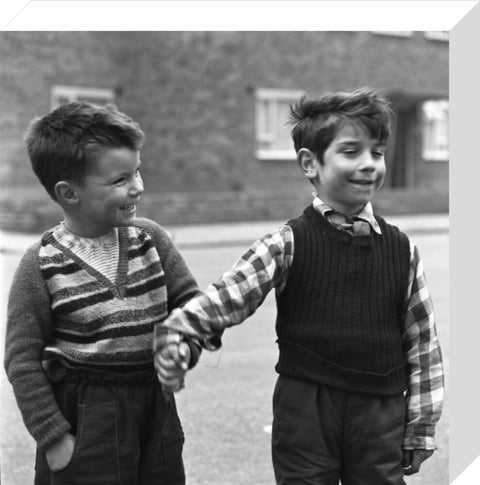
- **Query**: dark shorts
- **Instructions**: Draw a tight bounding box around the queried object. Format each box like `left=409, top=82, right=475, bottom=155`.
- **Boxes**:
left=34, top=371, right=185, bottom=485
left=272, top=375, right=406, bottom=485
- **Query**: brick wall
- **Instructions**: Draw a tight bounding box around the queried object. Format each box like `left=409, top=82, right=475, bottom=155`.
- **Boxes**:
left=0, top=32, right=448, bottom=232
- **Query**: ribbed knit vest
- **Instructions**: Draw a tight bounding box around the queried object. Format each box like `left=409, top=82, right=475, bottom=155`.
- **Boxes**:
left=275, top=206, right=411, bottom=395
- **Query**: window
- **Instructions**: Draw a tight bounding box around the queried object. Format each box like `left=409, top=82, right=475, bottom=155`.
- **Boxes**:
left=371, top=31, right=413, bottom=38
left=424, top=31, right=449, bottom=42
left=51, top=85, right=115, bottom=109
left=422, top=100, right=449, bottom=161
left=255, top=88, right=304, bottom=160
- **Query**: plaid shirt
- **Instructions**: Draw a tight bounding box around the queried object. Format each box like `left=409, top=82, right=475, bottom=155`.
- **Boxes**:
left=156, top=198, right=444, bottom=450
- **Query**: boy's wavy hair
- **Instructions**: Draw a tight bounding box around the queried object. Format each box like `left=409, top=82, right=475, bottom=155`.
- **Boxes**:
left=24, top=102, right=145, bottom=201
left=288, top=87, right=394, bottom=164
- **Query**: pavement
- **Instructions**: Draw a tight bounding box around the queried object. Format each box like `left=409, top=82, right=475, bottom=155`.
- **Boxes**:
left=0, top=214, right=449, bottom=485
left=0, top=213, right=449, bottom=254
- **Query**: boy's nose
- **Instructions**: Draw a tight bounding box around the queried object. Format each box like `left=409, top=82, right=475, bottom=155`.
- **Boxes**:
left=130, top=174, right=144, bottom=196
left=359, top=153, right=376, bottom=171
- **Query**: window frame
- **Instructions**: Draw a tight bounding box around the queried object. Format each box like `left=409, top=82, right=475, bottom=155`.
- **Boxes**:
left=421, top=99, right=449, bottom=162
left=50, top=85, right=116, bottom=110
left=424, top=31, right=449, bottom=42
left=255, top=87, right=305, bottom=161
left=371, top=31, right=413, bottom=38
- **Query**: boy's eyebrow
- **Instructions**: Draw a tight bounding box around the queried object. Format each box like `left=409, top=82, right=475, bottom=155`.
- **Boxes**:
left=335, top=139, right=362, bottom=147
left=336, top=139, right=386, bottom=148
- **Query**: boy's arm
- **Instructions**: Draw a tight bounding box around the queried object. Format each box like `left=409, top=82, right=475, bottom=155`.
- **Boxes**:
left=4, top=244, right=71, bottom=450
left=401, top=241, right=444, bottom=451
left=138, top=218, right=203, bottom=368
left=154, top=226, right=293, bottom=351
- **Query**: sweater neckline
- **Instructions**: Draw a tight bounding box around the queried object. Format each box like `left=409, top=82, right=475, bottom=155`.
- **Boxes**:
left=46, top=226, right=130, bottom=298
left=57, top=222, right=118, bottom=250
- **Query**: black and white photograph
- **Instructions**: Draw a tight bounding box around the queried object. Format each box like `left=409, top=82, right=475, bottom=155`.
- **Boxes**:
left=0, top=5, right=461, bottom=482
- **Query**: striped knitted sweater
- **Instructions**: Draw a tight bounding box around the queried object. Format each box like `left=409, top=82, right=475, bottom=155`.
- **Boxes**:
left=4, top=218, right=199, bottom=449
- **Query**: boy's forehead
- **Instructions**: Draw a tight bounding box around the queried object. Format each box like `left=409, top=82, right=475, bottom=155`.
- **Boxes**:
left=332, top=122, right=384, bottom=145
left=87, top=147, right=140, bottom=175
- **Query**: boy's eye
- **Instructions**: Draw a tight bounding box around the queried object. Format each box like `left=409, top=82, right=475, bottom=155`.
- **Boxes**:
left=113, top=176, right=126, bottom=184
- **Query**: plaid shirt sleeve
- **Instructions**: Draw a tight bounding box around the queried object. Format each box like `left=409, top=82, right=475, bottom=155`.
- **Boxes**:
left=154, top=226, right=294, bottom=352
left=401, top=240, right=445, bottom=450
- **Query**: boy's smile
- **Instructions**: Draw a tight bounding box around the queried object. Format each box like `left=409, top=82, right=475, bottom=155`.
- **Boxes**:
left=66, top=147, right=144, bottom=237
left=308, top=123, right=386, bottom=216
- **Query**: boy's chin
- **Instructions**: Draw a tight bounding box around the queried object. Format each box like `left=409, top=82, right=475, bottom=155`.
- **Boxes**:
left=117, top=214, right=137, bottom=226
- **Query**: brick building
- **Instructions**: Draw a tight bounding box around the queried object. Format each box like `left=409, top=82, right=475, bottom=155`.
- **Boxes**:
left=0, top=31, right=448, bottom=231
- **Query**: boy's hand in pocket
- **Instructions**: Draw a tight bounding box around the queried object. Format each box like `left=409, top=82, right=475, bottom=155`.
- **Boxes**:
left=45, top=432, right=75, bottom=472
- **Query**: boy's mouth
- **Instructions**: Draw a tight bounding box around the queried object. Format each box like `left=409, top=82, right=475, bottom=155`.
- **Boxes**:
left=120, top=204, right=137, bottom=213
left=350, top=179, right=375, bottom=185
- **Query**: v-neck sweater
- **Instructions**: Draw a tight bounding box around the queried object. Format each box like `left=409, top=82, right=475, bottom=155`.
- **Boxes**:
left=4, top=218, right=200, bottom=449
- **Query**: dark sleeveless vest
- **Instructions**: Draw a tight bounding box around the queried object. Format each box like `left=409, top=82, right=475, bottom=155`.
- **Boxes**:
left=275, top=206, right=411, bottom=395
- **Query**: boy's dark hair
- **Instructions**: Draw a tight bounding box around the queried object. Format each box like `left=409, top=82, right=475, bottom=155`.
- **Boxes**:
left=288, top=87, right=394, bottom=164
left=24, top=102, right=145, bottom=200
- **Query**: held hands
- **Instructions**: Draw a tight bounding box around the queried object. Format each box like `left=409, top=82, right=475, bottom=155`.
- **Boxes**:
left=45, top=432, right=75, bottom=472
left=154, top=341, right=191, bottom=393
left=402, top=449, right=434, bottom=475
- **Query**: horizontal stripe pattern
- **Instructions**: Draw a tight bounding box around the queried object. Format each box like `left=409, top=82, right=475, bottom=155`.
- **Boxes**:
left=54, top=303, right=168, bottom=333
left=53, top=320, right=154, bottom=344
left=43, top=348, right=153, bottom=369
left=39, top=225, right=168, bottom=372
left=53, top=288, right=115, bottom=314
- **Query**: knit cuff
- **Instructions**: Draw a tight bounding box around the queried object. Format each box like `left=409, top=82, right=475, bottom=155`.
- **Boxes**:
left=34, top=412, right=72, bottom=451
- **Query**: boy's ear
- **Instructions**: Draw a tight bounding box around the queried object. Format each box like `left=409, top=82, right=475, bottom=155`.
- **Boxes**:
left=297, top=148, right=319, bottom=182
left=54, top=181, right=79, bottom=206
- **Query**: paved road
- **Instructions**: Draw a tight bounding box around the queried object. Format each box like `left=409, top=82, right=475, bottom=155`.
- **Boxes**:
left=0, top=219, right=449, bottom=484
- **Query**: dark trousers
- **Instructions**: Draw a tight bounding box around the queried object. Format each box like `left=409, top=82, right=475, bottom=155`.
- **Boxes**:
left=272, top=376, right=406, bottom=485
left=34, top=373, right=185, bottom=485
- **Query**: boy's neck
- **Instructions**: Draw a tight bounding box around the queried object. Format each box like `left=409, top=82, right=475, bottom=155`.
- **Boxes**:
left=314, top=195, right=367, bottom=218
left=62, top=215, right=114, bottom=239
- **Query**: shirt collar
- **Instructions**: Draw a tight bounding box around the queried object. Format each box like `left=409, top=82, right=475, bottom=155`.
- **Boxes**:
left=312, top=195, right=382, bottom=235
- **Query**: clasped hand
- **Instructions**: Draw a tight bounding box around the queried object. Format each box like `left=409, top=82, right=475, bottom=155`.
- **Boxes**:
left=154, top=341, right=191, bottom=393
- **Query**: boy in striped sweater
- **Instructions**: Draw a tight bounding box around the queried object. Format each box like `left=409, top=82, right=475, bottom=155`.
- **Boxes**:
left=4, top=102, right=199, bottom=484
left=154, top=88, right=445, bottom=484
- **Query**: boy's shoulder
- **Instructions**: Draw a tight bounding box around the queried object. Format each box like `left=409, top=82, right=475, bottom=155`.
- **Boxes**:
left=15, top=223, right=67, bottom=274
left=373, top=213, right=410, bottom=239
left=11, top=237, right=47, bottom=292
left=19, top=225, right=56, bottom=261
left=129, top=217, right=176, bottom=253
left=130, top=217, right=171, bottom=239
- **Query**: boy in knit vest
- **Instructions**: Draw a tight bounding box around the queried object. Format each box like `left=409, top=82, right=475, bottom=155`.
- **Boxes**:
left=4, top=102, right=200, bottom=485
left=153, top=88, right=445, bottom=484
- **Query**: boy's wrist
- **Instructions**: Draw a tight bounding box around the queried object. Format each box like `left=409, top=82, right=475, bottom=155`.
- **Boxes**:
left=403, top=424, right=437, bottom=451
left=184, top=338, right=201, bottom=369
left=153, top=324, right=182, bottom=353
